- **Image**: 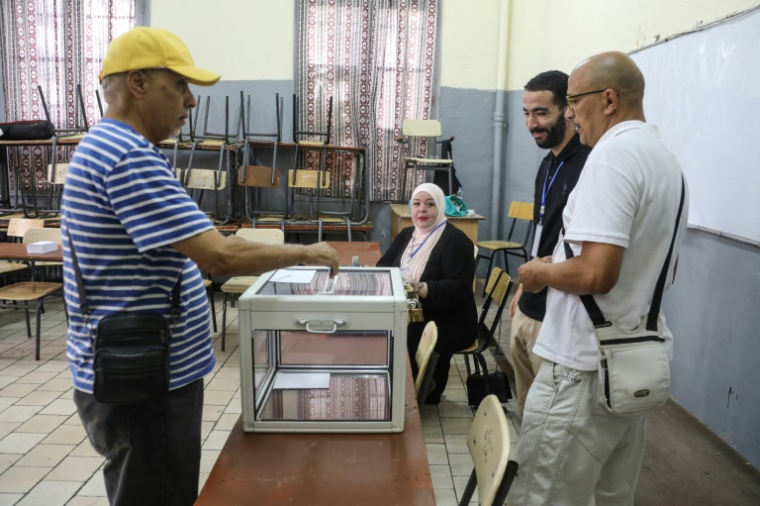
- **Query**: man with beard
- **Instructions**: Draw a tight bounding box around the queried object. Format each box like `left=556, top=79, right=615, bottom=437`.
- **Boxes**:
left=508, top=70, right=591, bottom=413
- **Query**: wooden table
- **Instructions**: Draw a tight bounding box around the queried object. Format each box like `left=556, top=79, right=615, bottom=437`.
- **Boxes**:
left=389, top=203, right=486, bottom=244
left=0, top=243, right=63, bottom=262
left=325, top=241, right=381, bottom=266
left=196, top=359, right=435, bottom=506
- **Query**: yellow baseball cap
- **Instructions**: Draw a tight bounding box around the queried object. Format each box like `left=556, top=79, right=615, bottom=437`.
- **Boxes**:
left=100, top=27, right=221, bottom=86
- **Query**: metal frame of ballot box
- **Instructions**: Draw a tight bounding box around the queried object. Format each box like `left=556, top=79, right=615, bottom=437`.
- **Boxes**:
left=238, top=267, right=408, bottom=433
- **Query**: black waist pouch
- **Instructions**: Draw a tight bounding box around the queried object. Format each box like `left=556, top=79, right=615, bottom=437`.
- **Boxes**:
left=93, top=313, right=171, bottom=404
left=0, top=120, right=55, bottom=140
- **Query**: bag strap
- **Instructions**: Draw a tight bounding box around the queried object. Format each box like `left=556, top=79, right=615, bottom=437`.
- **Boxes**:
left=66, top=229, right=182, bottom=320
left=563, top=175, right=685, bottom=331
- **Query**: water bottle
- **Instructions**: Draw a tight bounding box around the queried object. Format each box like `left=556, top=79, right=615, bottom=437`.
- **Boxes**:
left=456, top=186, right=463, bottom=198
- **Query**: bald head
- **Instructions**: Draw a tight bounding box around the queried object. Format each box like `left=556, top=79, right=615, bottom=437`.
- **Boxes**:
left=574, top=51, right=645, bottom=107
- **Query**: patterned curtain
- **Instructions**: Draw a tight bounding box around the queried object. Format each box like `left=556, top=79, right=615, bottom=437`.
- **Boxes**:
left=296, top=0, right=438, bottom=202
left=0, top=0, right=134, bottom=190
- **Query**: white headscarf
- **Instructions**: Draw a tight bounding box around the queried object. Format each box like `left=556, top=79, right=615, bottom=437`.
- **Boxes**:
left=400, top=183, right=448, bottom=283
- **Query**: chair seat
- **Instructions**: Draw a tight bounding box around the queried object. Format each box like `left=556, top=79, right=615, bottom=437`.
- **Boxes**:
left=0, top=282, right=62, bottom=301
left=255, top=215, right=286, bottom=222
left=477, top=240, right=524, bottom=251
left=198, top=139, right=227, bottom=147
left=0, top=262, right=27, bottom=275
left=34, top=261, right=63, bottom=267
left=405, top=157, right=454, bottom=165
left=298, top=140, right=326, bottom=148
left=221, top=276, right=259, bottom=293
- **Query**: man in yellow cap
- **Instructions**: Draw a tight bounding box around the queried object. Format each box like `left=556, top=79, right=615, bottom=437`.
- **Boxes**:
left=62, top=27, right=338, bottom=506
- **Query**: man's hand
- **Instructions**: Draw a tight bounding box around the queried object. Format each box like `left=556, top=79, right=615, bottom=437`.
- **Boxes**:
left=303, top=242, right=340, bottom=277
left=509, top=283, right=524, bottom=321
left=518, top=256, right=552, bottom=294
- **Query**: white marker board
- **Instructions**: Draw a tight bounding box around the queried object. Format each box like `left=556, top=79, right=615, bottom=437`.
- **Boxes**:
left=631, top=10, right=760, bottom=243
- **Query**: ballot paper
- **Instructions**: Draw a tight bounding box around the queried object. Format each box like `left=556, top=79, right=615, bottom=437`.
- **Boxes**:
left=270, top=269, right=317, bottom=284
left=26, top=241, right=58, bottom=253
left=273, top=372, right=330, bottom=390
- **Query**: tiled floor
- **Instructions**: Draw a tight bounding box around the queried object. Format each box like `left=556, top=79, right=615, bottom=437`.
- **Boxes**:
left=0, top=291, right=519, bottom=506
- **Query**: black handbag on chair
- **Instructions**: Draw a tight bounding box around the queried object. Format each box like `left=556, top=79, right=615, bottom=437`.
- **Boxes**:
left=68, top=230, right=180, bottom=404
left=466, top=370, right=512, bottom=407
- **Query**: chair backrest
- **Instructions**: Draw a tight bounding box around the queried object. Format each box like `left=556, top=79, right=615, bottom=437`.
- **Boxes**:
left=7, top=219, right=46, bottom=241
left=506, top=200, right=534, bottom=245
left=23, top=228, right=62, bottom=244
left=475, top=268, right=513, bottom=350
left=175, top=168, right=228, bottom=190
left=463, top=394, right=513, bottom=506
left=414, top=321, right=438, bottom=395
left=47, top=163, right=70, bottom=185
left=508, top=200, right=534, bottom=221
left=235, top=228, right=285, bottom=245
left=402, top=119, right=442, bottom=138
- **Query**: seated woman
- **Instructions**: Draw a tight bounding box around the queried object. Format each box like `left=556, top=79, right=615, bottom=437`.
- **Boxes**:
left=377, top=183, right=477, bottom=404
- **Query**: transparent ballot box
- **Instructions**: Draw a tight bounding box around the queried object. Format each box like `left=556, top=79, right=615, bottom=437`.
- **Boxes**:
left=238, top=267, right=408, bottom=433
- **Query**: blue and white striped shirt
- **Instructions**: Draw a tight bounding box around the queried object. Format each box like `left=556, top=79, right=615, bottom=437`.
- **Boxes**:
left=62, top=119, right=216, bottom=393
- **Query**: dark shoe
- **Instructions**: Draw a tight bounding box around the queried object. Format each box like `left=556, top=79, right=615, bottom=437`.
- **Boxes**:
left=424, top=380, right=440, bottom=404
left=424, top=395, right=441, bottom=405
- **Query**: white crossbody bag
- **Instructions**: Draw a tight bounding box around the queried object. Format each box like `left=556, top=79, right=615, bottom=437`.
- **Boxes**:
left=563, top=176, right=685, bottom=417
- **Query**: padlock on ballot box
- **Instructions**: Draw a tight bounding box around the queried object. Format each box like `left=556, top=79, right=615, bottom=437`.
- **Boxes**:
left=407, top=298, right=424, bottom=323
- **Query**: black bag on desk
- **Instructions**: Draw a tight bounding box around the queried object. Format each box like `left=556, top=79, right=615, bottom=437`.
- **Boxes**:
left=466, top=370, right=512, bottom=407
left=0, top=120, right=54, bottom=140
left=68, top=230, right=179, bottom=404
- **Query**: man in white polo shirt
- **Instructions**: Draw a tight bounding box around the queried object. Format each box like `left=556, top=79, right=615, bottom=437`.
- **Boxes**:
left=507, top=51, right=689, bottom=506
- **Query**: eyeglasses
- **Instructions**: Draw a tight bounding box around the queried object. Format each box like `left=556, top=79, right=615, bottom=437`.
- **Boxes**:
left=565, top=89, right=607, bottom=111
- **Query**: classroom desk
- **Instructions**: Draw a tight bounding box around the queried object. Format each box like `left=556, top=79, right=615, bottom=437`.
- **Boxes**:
left=389, top=203, right=486, bottom=244
left=0, top=243, right=63, bottom=263
left=325, top=240, right=381, bottom=266
left=195, top=359, right=435, bottom=506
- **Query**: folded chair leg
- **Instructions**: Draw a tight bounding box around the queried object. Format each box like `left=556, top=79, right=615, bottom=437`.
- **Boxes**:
left=221, top=293, right=228, bottom=352
left=35, top=301, right=42, bottom=360
left=24, top=307, right=32, bottom=339
left=459, top=470, right=478, bottom=506
left=483, top=252, right=495, bottom=298
left=208, top=287, right=217, bottom=332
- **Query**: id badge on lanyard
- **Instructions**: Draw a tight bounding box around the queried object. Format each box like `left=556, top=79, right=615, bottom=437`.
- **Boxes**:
left=531, top=224, right=543, bottom=258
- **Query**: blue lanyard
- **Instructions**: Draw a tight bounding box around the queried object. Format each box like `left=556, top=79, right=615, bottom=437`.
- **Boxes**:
left=539, top=160, right=564, bottom=224
left=409, top=221, right=446, bottom=258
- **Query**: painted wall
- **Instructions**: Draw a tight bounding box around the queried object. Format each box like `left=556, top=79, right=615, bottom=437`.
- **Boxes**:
left=151, top=0, right=294, bottom=81
left=439, top=0, right=760, bottom=91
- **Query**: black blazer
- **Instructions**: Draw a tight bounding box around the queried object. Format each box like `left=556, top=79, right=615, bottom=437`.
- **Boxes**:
left=377, top=223, right=478, bottom=354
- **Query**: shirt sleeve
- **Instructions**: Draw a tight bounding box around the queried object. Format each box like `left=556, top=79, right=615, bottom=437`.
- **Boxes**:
left=563, top=155, right=641, bottom=249
left=105, top=147, right=214, bottom=252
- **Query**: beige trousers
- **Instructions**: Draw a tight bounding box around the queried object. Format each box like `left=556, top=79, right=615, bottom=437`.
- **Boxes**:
left=510, top=305, right=544, bottom=413
left=508, top=361, right=647, bottom=506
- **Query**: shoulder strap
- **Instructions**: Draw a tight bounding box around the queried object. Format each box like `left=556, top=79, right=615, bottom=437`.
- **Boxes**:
left=563, top=175, right=685, bottom=331
left=66, top=228, right=182, bottom=319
